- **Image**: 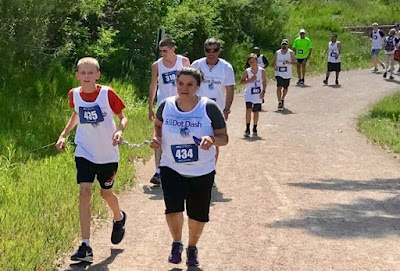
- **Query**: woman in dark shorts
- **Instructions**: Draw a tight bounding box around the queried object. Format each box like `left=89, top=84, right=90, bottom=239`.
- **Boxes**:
left=322, top=33, right=342, bottom=85
left=150, top=67, right=228, bottom=267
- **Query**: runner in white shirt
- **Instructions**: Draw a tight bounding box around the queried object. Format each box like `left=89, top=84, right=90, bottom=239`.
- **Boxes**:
left=148, top=37, right=190, bottom=184
left=383, top=28, right=400, bottom=80
left=322, top=33, right=342, bottom=85
left=191, top=37, right=235, bottom=186
left=394, top=23, right=400, bottom=73
left=240, top=53, right=266, bottom=137
left=370, top=22, right=386, bottom=72
left=273, top=39, right=297, bottom=110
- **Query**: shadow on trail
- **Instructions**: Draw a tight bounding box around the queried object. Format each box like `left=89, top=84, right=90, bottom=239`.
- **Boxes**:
left=211, top=186, right=232, bottom=206
left=270, top=178, right=400, bottom=239
left=142, top=184, right=163, bottom=200
left=288, top=178, right=400, bottom=193
left=65, top=248, right=123, bottom=271
left=274, top=108, right=294, bottom=115
left=384, top=78, right=400, bottom=84
left=270, top=196, right=400, bottom=239
left=240, top=136, right=265, bottom=142
left=168, top=267, right=203, bottom=271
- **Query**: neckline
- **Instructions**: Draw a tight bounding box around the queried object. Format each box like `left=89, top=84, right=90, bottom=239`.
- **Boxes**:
left=175, top=96, right=201, bottom=113
left=206, top=59, right=219, bottom=72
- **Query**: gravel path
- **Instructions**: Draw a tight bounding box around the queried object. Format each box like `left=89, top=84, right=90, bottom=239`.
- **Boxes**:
left=60, top=69, right=400, bottom=271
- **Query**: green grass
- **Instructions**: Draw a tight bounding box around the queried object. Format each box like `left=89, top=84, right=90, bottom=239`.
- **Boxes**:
left=0, top=67, right=153, bottom=270
left=358, top=91, right=400, bottom=153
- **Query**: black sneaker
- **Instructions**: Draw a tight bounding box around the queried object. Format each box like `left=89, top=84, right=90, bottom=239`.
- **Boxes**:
left=168, top=241, right=183, bottom=264
left=111, top=210, right=126, bottom=244
left=300, top=78, right=305, bottom=85
left=70, top=243, right=93, bottom=262
left=335, top=79, right=339, bottom=85
left=383, top=72, right=387, bottom=78
left=397, top=67, right=400, bottom=73
left=252, top=129, right=258, bottom=137
left=186, top=246, right=199, bottom=267
left=244, top=130, right=250, bottom=137
left=278, top=101, right=283, bottom=110
left=296, top=79, right=301, bottom=85
left=390, top=75, right=394, bottom=80
left=150, top=173, right=161, bottom=184
left=323, top=79, right=328, bottom=85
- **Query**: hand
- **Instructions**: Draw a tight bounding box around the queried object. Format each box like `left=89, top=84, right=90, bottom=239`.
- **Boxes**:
left=248, top=75, right=257, bottom=82
left=223, top=111, right=230, bottom=120
left=259, top=92, right=265, bottom=99
left=274, top=66, right=278, bottom=71
left=112, top=131, right=123, bottom=146
left=56, top=136, right=66, bottom=152
left=199, top=136, right=214, bottom=150
left=150, top=136, right=161, bottom=149
left=148, top=107, right=155, bottom=121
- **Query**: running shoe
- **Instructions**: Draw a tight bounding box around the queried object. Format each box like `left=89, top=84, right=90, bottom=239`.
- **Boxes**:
left=70, top=243, right=93, bottom=262
left=168, top=241, right=183, bottom=264
left=390, top=75, right=394, bottom=80
left=397, top=67, right=400, bottom=73
left=278, top=101, right=283, bottom=110
left=252, top=129, right=258, bottom=137
left=111, top=210, right=126, bottom=244
left=372, top=67, right=378, bottom=72
left=150, top=173, right=161, bottom=185
left=244, top=130, right=250, bottom=137
left=300, top=78, right=305, bottom=85
left=323, top=79, right=328, bottom=85
left=383, top=72, right=387, bottom=78
left=335, top=79, right=339, bottom=85
left=296, top=79, right=301, bottom=85
left=186, top=246, right=199, bottom=267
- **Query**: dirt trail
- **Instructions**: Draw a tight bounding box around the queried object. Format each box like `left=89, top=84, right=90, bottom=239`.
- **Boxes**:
left=60, top=69, right=400, bottom=271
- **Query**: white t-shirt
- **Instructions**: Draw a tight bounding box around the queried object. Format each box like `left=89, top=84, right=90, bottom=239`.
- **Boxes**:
left=191, top=57, right=235, bottom=110
left=275, top=49, right=293, bottom=79
left=371, top=29, right=385, bottom=49
left=328, top=41, right=341, bottom=63
left=157, top=55, right=184, bottom=106
left=160, top=96, right=216, bottom=176
left=73, top=86, right=119, bottom=164
left=244, top=67, right=264, bottom=104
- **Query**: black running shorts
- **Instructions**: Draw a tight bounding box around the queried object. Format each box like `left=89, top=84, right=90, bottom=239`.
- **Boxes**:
left=276, top=76, right=290, bottom=88
left=297, top=58, right=307, bottom=64
left=246, top=102, right=262, bottom=112
left=75, top=157, right=118, bottom=189
left=160, top=166, right=215, bottom=222
left=327, top=62, right=341, bottom=72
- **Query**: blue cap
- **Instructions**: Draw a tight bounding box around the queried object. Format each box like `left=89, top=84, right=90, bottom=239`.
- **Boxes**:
left=394, top=23, right=400, bottom=27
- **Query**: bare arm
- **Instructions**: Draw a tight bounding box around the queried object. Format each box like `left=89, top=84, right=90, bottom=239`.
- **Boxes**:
left=290, top=51, right=297, bottom=65
left=224, top=85, right=234, bottom=120
left=239, top=70, right=249, bottom=85
left=56, top=112, right=79, bottom=152
left=261, top=69, right=267, bottom=97
left=148, top=62, right=158, bottom=121
left=273, top=52, right=278, bottom=71
left=112, top=111, right=128, bottom=146
left=150, top=118, right=163, bottom=149
left=182, top=56, right=191, bottom=67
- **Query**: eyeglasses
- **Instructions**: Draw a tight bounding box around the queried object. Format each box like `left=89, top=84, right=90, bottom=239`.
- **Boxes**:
left=205, top=48, right=220, bottom=53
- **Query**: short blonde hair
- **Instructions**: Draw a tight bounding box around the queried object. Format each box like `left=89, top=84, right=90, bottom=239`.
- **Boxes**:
left=76, top=57, right=100, bottom=71
left=389, top=28, right=397, bottom=36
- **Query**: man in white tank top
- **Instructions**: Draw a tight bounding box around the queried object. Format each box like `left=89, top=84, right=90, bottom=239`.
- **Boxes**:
left=148, top=37, right=190, bottom=184
left=370, top=22, right=386, bottom=72
left=273, top=39, right=297, bottom=110
left=322, top=33, right=342, bottom=85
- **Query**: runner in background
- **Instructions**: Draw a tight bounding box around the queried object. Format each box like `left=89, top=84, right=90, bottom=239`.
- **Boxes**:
left=370, top=22, right=386, bottom=72
left=322, top=33, right=342, bottom=85
left=292, top=29, right=312, bottom=85
left=383, top=28, right=399, bottom=80
left=148, top=37, right=190, bottom=185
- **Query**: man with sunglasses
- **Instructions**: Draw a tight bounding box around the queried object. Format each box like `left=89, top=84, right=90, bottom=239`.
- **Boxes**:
left=192, top=37, right=235, bottom=187
left=148, top=37, right=190, bottom=185
left=192, top=38, right=235, bottom=120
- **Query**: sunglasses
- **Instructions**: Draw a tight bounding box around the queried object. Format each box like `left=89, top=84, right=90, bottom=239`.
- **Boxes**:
left=205, top=48, right=220, bottom=53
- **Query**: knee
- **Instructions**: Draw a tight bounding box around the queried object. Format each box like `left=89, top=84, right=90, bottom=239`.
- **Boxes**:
left=79, top=187, right=92, bottom=201
left=100, top=189, right=114, bottom=200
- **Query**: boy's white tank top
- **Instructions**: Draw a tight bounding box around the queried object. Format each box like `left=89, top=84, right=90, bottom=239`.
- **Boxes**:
left=73, top=86, right=119, bottom=163
left=275, top=49, right=293, bottom=79
left=244, top=67, right=264, bottom=104
left=328, top=41, right=341, bottom=63
left=157, top=55, right=184, bottom=106
left=160, top=96, right=216, bottom=176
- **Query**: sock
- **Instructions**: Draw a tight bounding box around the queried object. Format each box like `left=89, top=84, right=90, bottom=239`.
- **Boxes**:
left=325, top=76, right=329, bottom=81
left=173, top=241, right=183, bottom=244
left=253, top=125, right=257, bottom=132
left=155, top=168, right=160, bottom=174
left=114, top=211, right=124, bottom=222
left=246, top=123, right=250, bottom=131
left=82, top=239, right=90, bottom=247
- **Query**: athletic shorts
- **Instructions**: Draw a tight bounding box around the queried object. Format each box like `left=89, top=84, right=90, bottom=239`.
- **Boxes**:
left=275, top=76, right=290, bottom=88
left=160, top=166, right=215, bottom=223
left=327, top=62, right=341, bottom=72
left=246, top=102, right=262, bottom=112
left=75, top=157, right=118, bottom=189
left=370, top=49, right=381, bottom=56
left=297, top=58, right=307, bottom=64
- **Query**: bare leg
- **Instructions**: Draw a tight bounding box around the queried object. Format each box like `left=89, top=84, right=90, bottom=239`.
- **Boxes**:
left=245, top=108, right=251, bottom=124
left=253, top=111, right=259, bottom=125
left=302, top=62, right=307, bottom=80
left=188, top=218, right=206, bottom=247
left=79, top=183, right=92, bottom=239
left=101, top=188, right=122, bottom=220
left=276, top=86, right=283, bottom=101
left=282, top=88, right=288, bottom=100
left=166, top=213, right=184, bottom=241
left=155, top=148, right=162, bottom=170
left=296, top=64, right=302, bottom=81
